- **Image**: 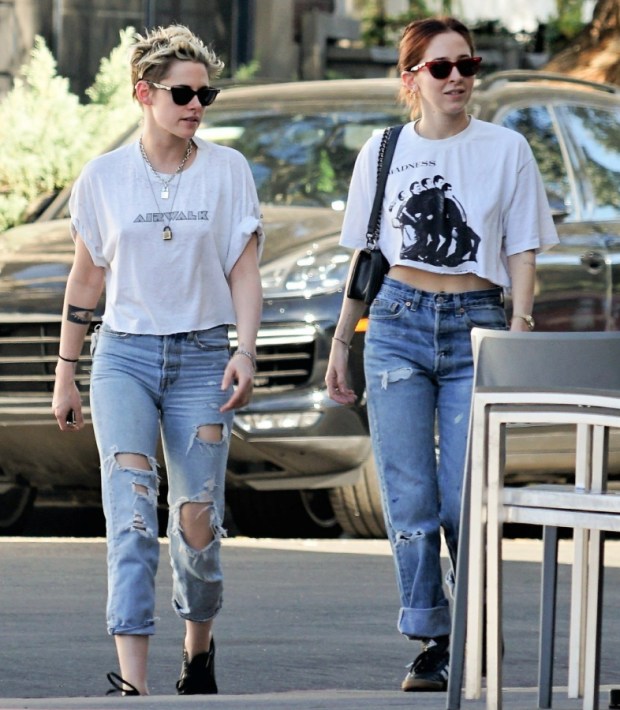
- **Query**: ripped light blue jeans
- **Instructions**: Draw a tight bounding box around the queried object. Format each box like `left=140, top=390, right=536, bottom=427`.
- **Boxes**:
left=364, top=277, right=506, bottom=640
left=90, top=323, right=234, bottom=636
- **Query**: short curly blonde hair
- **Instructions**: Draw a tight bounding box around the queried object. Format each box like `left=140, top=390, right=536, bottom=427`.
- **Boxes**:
left=130, top=24, right=224, bottom=99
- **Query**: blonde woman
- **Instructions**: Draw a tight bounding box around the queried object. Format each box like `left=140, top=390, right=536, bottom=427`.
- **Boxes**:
left=52, top=25, right=263, bottom=696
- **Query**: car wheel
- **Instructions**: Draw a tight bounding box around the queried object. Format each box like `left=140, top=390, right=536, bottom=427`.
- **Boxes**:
left=0, top=480, right=37, bottom=535
left=328, top=454, right=386, bottom=538
left=226, top=488, right=341, bottom=538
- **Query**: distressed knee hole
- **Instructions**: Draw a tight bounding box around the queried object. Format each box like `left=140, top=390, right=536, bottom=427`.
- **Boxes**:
left=115, top=452, right=151, bottom=471
left=132, top=482, right=149, bottom=496
left=113, top=452, right=159, bottom=506
left=179, top=500, right=216, bottom=550
left=132, top=512, right=148, bottom=533
left=395, top=529, right=424, bottom=544
left=115, top=454, right=154, bottom=498
left=196, top=424, right=223, bottom=444
left=172, top=494, right=227, bottom=554
left=381, top=367, right=413, bottom=390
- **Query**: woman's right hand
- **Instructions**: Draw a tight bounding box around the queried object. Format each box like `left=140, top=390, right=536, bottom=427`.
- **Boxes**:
left=52, top=366, right=84, bottom=432
left=325, top=339, right=357, bottom=405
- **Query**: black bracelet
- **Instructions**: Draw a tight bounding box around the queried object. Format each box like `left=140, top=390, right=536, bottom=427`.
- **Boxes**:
left=58, top=354, right=79, bottom=363
left=332, top=336, right=351, bottom=349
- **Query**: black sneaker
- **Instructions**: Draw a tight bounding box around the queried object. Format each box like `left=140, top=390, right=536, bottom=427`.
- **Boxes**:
left=176, top=637, right=218, bottom=695
left=401, top=636, right=450, bottom=692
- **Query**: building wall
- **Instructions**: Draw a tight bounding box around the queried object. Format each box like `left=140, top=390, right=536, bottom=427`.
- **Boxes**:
left=0, top=0, right=565, bottom=99
left=0, top=0, right=251, bottom=98
left=0, top=0, right=53, bottom=95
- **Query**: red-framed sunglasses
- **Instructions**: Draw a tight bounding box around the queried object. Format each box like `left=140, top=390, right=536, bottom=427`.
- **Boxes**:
left=409, top=56, right=482, bottom=80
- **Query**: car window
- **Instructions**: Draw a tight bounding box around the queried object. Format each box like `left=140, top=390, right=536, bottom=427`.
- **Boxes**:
left=197, top=108, right=403, bottom=209
left=500, top=105, right=573, bottom=219
left=557, top=104, right=620, bottom=221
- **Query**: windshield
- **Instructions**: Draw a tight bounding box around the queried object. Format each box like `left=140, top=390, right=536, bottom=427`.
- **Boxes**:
left=196, top=106, right=405, bottom=209
left=48, top=103, right=406, bottom=220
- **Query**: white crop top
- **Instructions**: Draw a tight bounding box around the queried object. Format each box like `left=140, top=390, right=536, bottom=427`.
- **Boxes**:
left=340, top=118, right=558, bottom=288
left=70, top=137, right=264, bottom=335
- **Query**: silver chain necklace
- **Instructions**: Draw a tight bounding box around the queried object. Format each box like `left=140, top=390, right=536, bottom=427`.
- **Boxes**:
left=139, top=138, right=193, bottom=199
left=139, top=140, right=191, bottom=241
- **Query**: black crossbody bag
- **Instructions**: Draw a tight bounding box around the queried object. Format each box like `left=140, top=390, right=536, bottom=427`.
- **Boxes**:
left=346, top=124, right=404, bottom=305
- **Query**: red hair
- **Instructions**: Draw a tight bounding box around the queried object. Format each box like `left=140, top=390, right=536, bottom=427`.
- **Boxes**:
left=397, top=16, right=476, bottom=112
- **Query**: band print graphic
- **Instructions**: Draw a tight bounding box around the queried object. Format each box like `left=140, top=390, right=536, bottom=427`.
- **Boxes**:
left=389, top=175, right=480, bottom=267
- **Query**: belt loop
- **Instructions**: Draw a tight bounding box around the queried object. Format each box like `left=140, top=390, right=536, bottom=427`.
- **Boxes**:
left=411, top=290, right=422, bottom=311
left=453, top=292, right=467, bottom=318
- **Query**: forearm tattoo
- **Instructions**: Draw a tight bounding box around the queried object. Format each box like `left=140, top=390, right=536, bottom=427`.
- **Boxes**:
left=67, top=304, right=94, bottom=325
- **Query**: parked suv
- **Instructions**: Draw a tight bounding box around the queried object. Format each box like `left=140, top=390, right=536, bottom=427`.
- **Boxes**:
left=1, top=71, right=620, bottom=536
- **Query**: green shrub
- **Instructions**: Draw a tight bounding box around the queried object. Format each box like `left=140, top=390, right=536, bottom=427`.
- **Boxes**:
left=82, top=27, right=140, bottom=155
left=0, top=28, right=138, bottom=233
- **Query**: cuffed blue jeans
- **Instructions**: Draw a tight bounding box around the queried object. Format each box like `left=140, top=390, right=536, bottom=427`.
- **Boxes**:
left=90, top=324, right=234, bottom=636
left=364, top=277, right=506, bottom=640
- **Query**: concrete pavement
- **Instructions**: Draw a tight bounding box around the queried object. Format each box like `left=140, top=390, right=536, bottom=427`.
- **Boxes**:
left=0, top=687, right=617, bottom=709
left=2, top=536, right=620, bottom=709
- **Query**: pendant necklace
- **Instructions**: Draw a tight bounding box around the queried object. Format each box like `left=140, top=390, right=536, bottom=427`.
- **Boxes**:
left=139, top=138, right=193, bottom=199
left=139, top=138, right=193, bottom=241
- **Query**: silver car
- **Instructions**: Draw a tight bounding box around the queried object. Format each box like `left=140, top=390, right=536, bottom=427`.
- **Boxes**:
left=1, top=71, right=620, bottom=536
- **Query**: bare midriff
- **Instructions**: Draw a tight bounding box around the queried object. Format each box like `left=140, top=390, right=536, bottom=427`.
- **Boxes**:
left=387, top=265, right=497, bottom=294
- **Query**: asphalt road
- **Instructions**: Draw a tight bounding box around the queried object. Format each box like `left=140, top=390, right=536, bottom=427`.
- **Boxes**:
left=2, top=513, right=620, bottom=709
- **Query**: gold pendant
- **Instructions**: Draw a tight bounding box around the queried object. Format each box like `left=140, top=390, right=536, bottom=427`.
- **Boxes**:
left=162, top=226, right=173, bottom=240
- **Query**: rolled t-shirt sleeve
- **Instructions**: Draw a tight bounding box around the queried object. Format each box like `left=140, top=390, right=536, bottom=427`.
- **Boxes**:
left=339, top=135, right=380, bottom=250
left=69, top=166, right=108, bottom=268
left=503, top=141, right=559, bottom=256
left=224, top=156, right=265, bottom=274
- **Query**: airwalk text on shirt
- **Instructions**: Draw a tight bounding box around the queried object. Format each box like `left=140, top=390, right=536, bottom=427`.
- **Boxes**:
left=134, top=210, right=210, bottom=223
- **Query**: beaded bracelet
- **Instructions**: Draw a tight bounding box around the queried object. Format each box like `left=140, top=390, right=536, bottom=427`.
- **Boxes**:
left=58, top=354, right=79, bottom=363
left=234, top=348, right=257, bottom=370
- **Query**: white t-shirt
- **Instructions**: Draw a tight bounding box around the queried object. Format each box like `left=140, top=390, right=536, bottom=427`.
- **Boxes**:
left=70, top=137, right=264, bottom=335
left=340, top=118, right=558, bottom=288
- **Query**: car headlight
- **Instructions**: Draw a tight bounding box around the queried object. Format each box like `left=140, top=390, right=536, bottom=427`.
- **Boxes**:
left=235, top=411, right=323, bottom=432
left=261, top=242, right=351, bottom=298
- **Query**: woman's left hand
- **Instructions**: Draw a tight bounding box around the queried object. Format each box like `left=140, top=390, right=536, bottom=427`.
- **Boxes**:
left=220, top=353, right=255, bottom=412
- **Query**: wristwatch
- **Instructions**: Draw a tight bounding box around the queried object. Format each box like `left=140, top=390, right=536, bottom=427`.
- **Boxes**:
left=512, top=313, right=535, bottom=330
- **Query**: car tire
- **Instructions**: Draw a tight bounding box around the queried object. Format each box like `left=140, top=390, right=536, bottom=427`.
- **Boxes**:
left=0, top=480, right=37, bottom=535
left=329, top=454, right=386, bottom=538
left=226, top=488, right=341, bottom=538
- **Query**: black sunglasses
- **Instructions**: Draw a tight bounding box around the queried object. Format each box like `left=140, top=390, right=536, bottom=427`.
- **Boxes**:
left=146, top=80, right=220, bottom=106
left=409, top=56, right=482, bottom=80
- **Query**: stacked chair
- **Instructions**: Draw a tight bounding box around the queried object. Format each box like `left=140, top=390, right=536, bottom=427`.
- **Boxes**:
left=447, top=328, right=620, bottom=710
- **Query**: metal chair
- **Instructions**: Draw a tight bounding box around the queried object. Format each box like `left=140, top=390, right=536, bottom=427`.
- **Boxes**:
left=447, top=329, right=620, bottom=710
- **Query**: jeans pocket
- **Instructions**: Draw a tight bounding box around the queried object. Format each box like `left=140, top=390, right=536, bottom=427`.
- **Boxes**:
left=464, top=303, right=508, bottom=330
left=190, top=326, right=230, bottom=352
left=369, top=297, right=407, bottom=321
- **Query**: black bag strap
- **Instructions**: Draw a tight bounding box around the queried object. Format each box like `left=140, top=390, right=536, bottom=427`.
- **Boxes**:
left=366, top=124, right=404, bottom=249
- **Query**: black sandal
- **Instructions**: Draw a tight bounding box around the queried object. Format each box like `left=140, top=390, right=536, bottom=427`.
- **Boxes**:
left=106, top=671, right=140, bottom=696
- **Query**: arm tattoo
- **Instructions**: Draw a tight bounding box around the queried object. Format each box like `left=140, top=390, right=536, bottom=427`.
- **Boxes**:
left=67, top=304, right=94, bottom=325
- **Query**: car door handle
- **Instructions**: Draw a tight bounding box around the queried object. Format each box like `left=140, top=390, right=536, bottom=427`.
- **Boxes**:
left=580, top=251, right=605, bottom=273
